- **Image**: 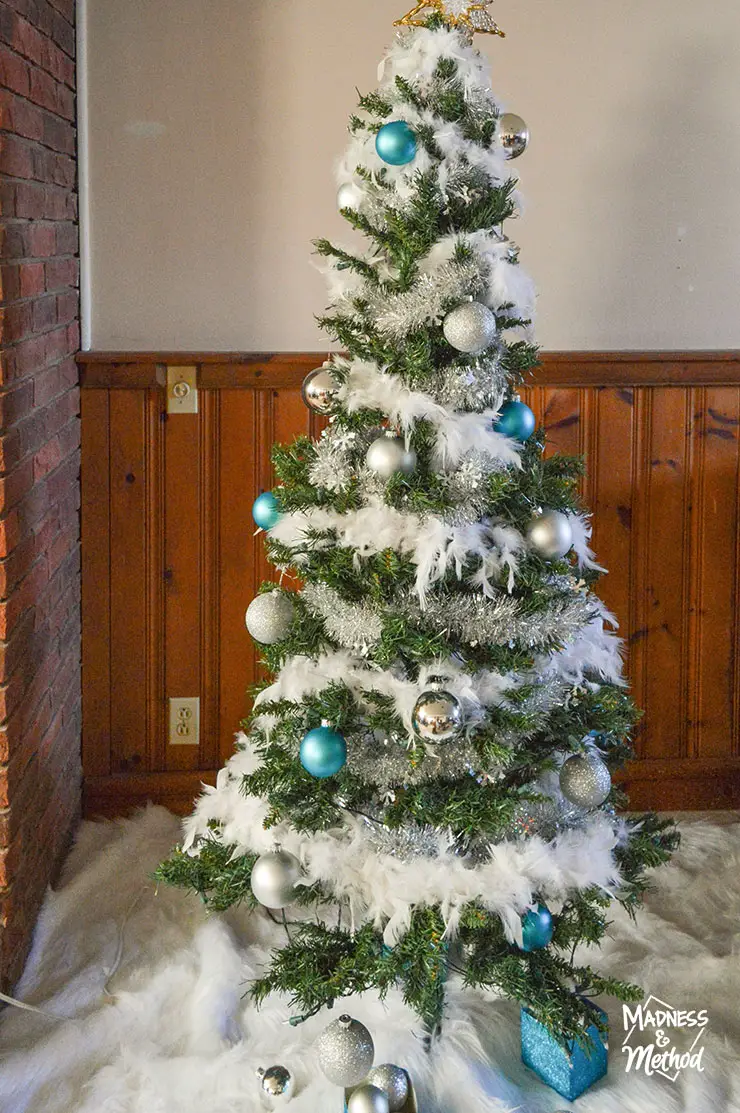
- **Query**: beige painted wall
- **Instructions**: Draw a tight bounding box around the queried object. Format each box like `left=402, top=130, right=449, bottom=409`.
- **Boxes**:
left=84, top=0, right=740, bottom=351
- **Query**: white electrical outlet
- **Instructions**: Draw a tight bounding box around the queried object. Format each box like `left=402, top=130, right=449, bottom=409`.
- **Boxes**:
left=169, top=697, right=200, bottom=746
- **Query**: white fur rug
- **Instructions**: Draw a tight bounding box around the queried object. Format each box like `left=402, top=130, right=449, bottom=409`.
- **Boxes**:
left=1, top=807, right=739, bottom=1113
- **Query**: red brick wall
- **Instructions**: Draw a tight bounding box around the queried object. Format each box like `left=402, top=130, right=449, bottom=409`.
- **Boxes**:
left=0, top=0, right=80, bottom=991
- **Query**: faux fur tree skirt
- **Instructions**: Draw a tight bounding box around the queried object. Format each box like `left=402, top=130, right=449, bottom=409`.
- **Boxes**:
left=1, top=807, right=739, bottom=1113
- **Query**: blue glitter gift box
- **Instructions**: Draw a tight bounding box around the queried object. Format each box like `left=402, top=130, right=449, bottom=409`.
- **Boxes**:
left=521, top=1004, right=608, bottom=1100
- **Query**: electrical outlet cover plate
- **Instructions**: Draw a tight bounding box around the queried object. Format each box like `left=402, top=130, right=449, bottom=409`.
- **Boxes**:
left=167, top=365, right=199, bottom=414
left=169, top=697, right=200, bottom=746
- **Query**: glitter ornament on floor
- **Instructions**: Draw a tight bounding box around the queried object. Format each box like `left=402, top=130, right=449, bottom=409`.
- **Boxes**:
left=366, top=1064, right=410, bottom=1111
left=316, top=1015, right=375, bottom=1087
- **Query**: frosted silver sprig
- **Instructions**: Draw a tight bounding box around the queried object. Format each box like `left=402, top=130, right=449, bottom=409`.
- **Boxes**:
left=309, top=426, right=358, bottom=491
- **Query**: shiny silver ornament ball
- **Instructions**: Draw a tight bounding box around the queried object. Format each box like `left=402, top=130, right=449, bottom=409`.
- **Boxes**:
left=366, top=1065, right=410, bottom=1112
left=250, top=849, right=302, bottom=909
left=366, top=434, right=417, bottom=479
left=347, top=1085, right=390, bottom=1113
left=559, top=752, right=612, bottom=809
left=245, top=592, right=294, bottom=644
left=412, top=690, right=463, bottom=742
left=499, top=112, right=530, bottom=159
left=256, top=1065, right=294, bottom=1104
left=301, top=365, right=339, bottom=414
left=527, top=510, right=574, bottom=560
left=337, top=181, right=363, bottom=210
left=315, top=1014, right=375, bottom=1086
left=442, top=301, right=497, bottom=354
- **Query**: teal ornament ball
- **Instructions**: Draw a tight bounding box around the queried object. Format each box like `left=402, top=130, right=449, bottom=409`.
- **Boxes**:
left=252, top=491, right=281, bottom=531
left=375, top=121, right=417, bottom=166
left=494, top=399, right=536, bottom=442
left=300, top=725, right=347, bottom=779
left=520, top=903, right=554, bottom=952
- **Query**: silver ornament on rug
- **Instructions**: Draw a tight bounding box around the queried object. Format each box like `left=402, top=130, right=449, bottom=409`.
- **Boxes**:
left=412, top=690, right=463, bottom=742
left=559, top=752, right=612, bottom=808
left=302, top=365, right=339, bottom=414
left=527, top=510, right=573, bottom=560
left=366, top=1064, right=410, bottom=1112
left=315, top=1014, right=375, bottom=1086
left=256, top=1064, right=294, bottom=1104
left=347, top=1084, right=390, bottom=1113
left=499, top=112, right=529, bottom=159
left=250, top=849, right=302, bottom=909
left=245, top=592, right=294, bottom=644
left=442, top=301, right=497, bottom=354
left=366, top=433, right=417, bottom=479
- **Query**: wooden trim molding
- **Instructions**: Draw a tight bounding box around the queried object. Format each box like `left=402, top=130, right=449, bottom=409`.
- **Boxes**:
left=78, top=350, right=740, bottom=389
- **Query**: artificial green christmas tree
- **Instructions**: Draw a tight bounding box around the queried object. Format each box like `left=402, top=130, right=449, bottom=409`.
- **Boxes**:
left=159, top=2, right=677, bottom=1100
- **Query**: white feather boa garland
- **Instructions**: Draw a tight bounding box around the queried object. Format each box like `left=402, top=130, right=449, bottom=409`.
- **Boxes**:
left=269, top=500, right=526, bottom=602
left=335, top=358, right=517, bottom=466
left=252, top=649, right=513, bottom=741
left=182, top=743, right=627, bottom=948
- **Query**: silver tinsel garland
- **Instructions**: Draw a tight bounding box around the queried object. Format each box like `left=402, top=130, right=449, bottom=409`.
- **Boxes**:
left=302, top=581, right=596, bottom=655
left=302, top=582, right=383, bottom=653
left=361, top=819, right=451, bottom=859
left=369, top=259, right=486, bottom=340
left=344, top=726, right=493, bottom=785
left=431, top=353, right=509, bottom=412
left=403, top=591, right=598, bottom=649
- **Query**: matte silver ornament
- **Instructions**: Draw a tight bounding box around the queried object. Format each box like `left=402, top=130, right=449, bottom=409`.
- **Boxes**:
left=337, top=182, right=362, bottom=210
left=315, top=1014, right=375, bottom=1086
left=256, top=1064, right=294, bottom=1104
left=499, top=112, right=529, bottom=159
left=245, top=592, right=294, bottom=644
left=527, top=511, right=573, bottom=560
left=366, top=433, right=417, bottom=479
left=442, top=301, right=497, bottom=354
left=412, top=690, right=463, bottom=742
left=301, top=365, right=339, bottom=414
left=250, top=849, right=302, bottom=909
left=559, top=752, right=612, bottom=808
left=347, top=1084, right=390, bottom=1113
left=367, top=1064, right=410, bottom=1112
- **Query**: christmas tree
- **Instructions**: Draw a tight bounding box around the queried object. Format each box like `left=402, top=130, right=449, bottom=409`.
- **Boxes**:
left=159, top=1, right=678, bottom=1089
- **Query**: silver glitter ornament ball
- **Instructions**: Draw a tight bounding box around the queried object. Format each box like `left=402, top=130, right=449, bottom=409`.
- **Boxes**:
left=527, top=510, right=574, bottom=560
left=442, top=301, right=497, bottom=354
left=499, top=112, right=530, bottom=159
left=245, top=592, right=294, bottom=645
left=250, top=849, right=302, bottom=909
left=301, top=365, right=339, bottom=414
left=412, top=690, right=463, bottom=742
left=366, top=433, right=417, bottom=479
left=367, top=1065, right=410, bottom=1112
left=347, top=1084, right=390, bottom=1113
left=559, top=752, right=612, bottom=808
left=315, top=1014, right=375, bottom=1086
left=256, top=1065, right=294, bottom=1104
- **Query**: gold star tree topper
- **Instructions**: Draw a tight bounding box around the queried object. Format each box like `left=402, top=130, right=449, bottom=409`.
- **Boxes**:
left=395, top=0, right=505, bottom=37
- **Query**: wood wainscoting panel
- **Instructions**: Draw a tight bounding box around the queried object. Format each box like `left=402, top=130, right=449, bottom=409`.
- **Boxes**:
left=78, top=352, right=740, bottom=817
